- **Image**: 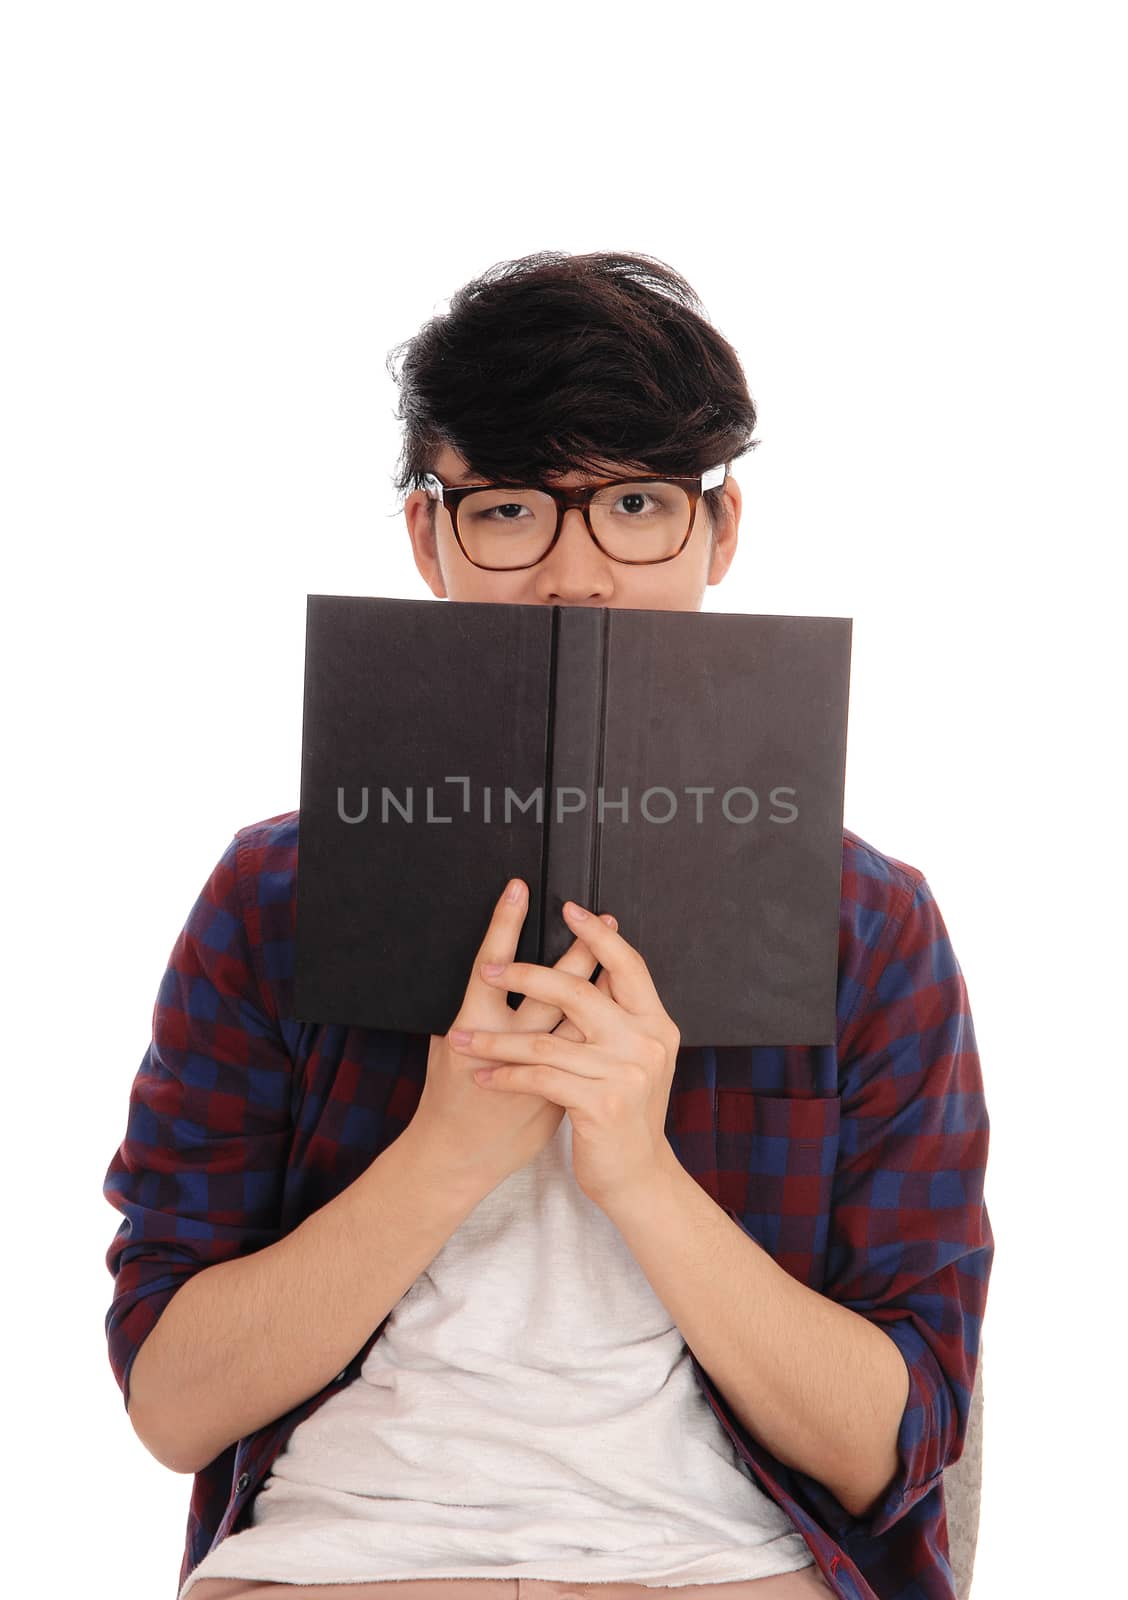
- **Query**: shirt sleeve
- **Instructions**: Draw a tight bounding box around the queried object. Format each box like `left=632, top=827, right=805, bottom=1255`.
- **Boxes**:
left=819, top=872, right=994, bottom=1539
left=102, top=833, right=295, bottom=1413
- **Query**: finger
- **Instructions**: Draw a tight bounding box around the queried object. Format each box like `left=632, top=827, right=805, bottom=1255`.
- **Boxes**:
left=550, top=918, right=617, bottom=1042
left=481, top=959, right=620, bottom=1042
left=475, top=1059, right=590, bottom=1113
left=559, top=901, right=657, bottom=1015
left=516, top=912, right=617, bottom=1037
left=460, top=881, right=615, bottom=1033
left=451, top=1028, right=606, bottom=1079
left=461, top=877, right=535, bottom=1023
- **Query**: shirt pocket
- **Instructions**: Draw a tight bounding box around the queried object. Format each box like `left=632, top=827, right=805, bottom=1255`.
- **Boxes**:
left=714, top=1091, right=841, bottom=1291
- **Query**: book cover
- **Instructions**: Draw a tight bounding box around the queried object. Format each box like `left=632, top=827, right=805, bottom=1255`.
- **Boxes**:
left=294, top=596, right=851, bottom=1046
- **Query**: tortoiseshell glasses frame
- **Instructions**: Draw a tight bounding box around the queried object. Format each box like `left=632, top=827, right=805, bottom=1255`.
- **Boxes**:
left=421, top=463, right=728, bottom=570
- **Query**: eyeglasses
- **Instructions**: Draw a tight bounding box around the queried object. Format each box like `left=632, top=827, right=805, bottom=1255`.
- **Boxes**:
left=421, top=464, right=727, bottom=570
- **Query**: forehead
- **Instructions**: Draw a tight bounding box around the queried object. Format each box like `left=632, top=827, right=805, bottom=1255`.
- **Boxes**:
left=432, top=443, right=653, bottom=487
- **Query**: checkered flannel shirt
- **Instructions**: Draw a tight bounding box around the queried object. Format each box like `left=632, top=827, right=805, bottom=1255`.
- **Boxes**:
left=103, top=811, right=993, bottom=1599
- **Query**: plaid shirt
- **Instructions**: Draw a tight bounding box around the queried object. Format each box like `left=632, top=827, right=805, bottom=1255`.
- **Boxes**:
left=103, top=810, right=993, bottom=1600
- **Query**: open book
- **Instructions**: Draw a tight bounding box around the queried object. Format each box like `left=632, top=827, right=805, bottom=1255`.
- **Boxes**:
left=294, top=596, right=851, bottom=1046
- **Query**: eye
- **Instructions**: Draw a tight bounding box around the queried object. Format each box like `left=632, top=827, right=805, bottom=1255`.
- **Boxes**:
left=616, top=491, right=652, bottom=514
left=487, top=503, right=531, bottom=521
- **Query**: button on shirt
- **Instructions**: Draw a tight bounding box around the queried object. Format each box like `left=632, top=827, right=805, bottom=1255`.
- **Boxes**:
left=102, top=812, right=993, bottom=1600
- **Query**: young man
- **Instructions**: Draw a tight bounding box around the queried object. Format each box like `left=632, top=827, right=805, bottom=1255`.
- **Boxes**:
left=103, top=251, right=993, bottom=1600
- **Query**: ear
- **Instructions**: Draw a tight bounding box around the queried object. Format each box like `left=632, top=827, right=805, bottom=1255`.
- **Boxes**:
left=706, top=474, right=741, bottom=587
left=404, top=490, right=449, bottom=599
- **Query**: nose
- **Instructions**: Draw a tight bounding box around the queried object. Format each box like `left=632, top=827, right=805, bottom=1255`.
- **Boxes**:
left=533, top=506, right=616, bottom=604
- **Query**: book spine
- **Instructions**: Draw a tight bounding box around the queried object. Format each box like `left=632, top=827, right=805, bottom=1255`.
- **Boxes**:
left=589, top=607, right=611, bottom=916
left=540, top=607, right=606, bottom=965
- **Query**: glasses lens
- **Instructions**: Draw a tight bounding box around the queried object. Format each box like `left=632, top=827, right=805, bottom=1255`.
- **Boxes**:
left=589, top=482, right=692, bottom=561
left=454, top=482, right=694, bottom=568
left=456, top=489, right=557, bottom=569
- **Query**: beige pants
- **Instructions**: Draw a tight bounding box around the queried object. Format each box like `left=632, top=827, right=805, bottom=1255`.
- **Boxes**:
left=189, top=1573, right=836, bottom=1599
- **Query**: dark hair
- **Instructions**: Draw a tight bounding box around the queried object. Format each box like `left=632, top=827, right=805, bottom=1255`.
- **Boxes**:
left=386, top=250, right=759, bottom=538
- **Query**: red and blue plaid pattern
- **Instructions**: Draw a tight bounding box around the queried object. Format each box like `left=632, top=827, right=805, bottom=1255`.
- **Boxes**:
left=103, top=811, right=993, bottom=1599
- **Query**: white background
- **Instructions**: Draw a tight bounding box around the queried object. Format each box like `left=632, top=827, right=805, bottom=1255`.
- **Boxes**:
left=3, top=3, right=1124, bottom=1596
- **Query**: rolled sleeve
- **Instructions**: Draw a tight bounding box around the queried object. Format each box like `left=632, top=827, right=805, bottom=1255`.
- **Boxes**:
left=826, top=874, right=994, bottom=1538
left=102, top=834, right=295, bottom=1411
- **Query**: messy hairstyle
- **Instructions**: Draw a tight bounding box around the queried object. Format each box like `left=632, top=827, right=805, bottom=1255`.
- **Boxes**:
left=387, top=250, right=759, bottom=537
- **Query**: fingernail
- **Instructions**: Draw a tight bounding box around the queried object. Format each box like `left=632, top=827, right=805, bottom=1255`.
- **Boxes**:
left=482, top=962, right=505, bottom=977
left=505, top=879, right=523, bottom=903
left=567, top=902, right=588, bottom=920
left=601, top=914, right=616, bottom=927
left=450, top=1029, right=472, bottom=1046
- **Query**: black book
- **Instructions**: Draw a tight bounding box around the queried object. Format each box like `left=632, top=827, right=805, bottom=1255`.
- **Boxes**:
left=294, top=596, right=851, bottom=1046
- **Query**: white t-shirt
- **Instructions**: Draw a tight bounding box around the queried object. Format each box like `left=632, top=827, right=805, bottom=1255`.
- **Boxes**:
left=180, top=1116, right=816, bottom=1596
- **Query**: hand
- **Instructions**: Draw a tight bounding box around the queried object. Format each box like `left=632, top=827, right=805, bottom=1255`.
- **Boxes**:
left=410, top=878, right=617, bottom=1197
left=447, top=900, right=681, bottom=1210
